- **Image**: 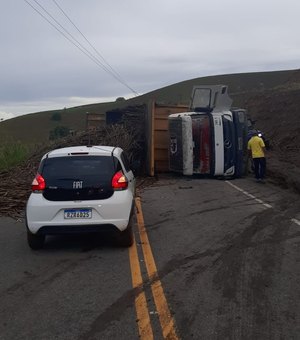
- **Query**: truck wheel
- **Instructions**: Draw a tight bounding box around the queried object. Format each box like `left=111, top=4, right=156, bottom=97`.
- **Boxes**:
left=117, top=223, right=133, bottom=247
left=27, top=231, right=45, bottom=250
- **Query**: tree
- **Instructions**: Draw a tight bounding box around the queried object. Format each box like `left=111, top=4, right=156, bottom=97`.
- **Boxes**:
left=49, top=126, right=70, bottom=140
left=51, top=112, right=62, bottom=121
left=115, top=97, right=125, bottom=102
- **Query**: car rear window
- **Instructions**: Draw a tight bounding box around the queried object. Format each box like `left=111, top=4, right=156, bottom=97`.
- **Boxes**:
left=40, top=155, right=119, bottom=201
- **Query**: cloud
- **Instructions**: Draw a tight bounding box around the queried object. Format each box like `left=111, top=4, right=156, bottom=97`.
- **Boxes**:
left=1, top=0, right=300, bottom=115
left=0, top=112, right=15, bottom=121
left=0, top=96, right=125, bottom=117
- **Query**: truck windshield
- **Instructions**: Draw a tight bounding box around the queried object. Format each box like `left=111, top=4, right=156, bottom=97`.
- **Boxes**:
left=191, top=88, right=211, bottom=111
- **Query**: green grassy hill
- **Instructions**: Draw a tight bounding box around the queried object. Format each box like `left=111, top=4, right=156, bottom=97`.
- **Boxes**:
left=0, top=68, right=299, bottom=145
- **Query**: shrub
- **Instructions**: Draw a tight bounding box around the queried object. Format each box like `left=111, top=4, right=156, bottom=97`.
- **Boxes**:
left=49, top=126, right=70, bottom=140
left=0, top=142, right=29, bottom=171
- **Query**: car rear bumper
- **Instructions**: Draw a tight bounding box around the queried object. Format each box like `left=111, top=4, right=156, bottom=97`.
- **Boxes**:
left=26, top=192, right=134, bottom=234
left=34, top=224, right=119, bottom=235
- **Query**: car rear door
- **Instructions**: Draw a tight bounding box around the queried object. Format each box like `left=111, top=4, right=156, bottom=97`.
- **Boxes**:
left=40, top=155, right=115, bottom=201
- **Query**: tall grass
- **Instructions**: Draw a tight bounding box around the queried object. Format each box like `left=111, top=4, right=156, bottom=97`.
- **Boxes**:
left=0, top=142, right=29, bottom=171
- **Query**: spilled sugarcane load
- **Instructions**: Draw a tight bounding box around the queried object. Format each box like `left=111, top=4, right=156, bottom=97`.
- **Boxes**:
left=168, top=85, right=248, bottom=177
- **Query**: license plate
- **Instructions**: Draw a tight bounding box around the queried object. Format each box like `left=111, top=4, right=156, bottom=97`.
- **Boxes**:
left=64, top=209, right=92, bottom=219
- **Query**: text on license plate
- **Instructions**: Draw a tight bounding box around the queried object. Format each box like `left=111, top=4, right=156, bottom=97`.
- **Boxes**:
left=64, top=209, right=92, bottom=219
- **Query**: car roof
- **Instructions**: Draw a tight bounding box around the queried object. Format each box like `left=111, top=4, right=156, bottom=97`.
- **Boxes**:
left=43, top=146, right=123, bottom=159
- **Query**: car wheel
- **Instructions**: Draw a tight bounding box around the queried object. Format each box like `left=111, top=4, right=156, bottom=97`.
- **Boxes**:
left=27, top=231, right=45, bottom=250
left=117, top=222, right=133, bottom=247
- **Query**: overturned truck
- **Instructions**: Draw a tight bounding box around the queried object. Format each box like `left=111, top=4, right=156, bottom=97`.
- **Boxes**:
left=168, top=85, right=248, bottom=177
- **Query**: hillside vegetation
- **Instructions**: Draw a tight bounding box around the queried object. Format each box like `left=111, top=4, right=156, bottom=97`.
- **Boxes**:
left=1, top=69, right=299, bottom=146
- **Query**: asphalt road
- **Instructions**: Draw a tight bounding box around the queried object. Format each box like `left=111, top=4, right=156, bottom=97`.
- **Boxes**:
left=0, top=175, right=299, bottom=339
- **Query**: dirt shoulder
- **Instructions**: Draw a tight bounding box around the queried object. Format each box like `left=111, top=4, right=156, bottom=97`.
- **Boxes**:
left=264, top=150, right=300, bottom=194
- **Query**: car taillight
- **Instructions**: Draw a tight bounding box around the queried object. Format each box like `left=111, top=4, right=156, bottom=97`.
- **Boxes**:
left=112, top=171, right=128, bottom=190
left=31, top=173, right=46, bottom=192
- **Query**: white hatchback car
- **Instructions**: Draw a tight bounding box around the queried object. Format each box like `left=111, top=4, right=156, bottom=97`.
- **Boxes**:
left=26, top=146, right=136, bottom=249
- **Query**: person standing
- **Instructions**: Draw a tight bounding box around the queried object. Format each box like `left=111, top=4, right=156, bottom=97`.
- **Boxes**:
left=247, top=131, right=266, bottom=182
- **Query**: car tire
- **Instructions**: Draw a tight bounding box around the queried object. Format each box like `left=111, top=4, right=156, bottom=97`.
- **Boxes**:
left=27, top=231, right=45, bottom=250
left=117, top=222, right=133, bottom=247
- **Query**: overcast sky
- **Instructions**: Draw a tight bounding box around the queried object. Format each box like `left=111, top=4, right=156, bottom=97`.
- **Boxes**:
left=1, top=0, right=300, bottom=119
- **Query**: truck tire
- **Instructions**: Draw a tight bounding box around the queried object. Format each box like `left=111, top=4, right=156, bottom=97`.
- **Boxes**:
left=27, top=231, right=45, bottom=250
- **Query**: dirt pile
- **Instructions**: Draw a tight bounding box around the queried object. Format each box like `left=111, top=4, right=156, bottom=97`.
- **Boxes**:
left=235, top=78, right=300, bottom=192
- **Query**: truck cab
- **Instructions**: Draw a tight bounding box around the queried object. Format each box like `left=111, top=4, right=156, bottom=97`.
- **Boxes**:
left=169, top=85, right=248, bottom=177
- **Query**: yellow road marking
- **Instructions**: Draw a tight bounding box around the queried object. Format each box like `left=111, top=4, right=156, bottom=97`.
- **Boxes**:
left=135, top=197, right=179, bottom=340
left=129, top=235, right=154, bottom=339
